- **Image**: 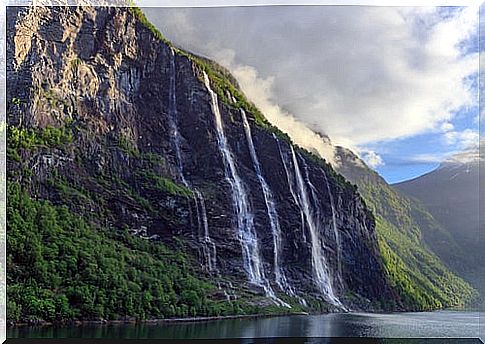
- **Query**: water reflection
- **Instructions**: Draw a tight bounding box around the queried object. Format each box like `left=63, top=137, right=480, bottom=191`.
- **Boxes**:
left=8, top=311, right=481, bottom=339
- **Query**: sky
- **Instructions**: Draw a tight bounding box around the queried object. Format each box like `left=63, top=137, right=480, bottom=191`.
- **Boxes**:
left=144, top=5, right=479, bottom=184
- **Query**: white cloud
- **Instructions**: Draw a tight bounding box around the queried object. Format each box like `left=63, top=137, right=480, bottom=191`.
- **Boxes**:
left=443, top=128, right=478, bottom=148
left=440, top=122, right=455, bottom=132
left=408, top=138, right=482, bottom=165
left=362, top=150, right=385, bottom=168
left=214, top=53, right=339, bottom=166
left=408, top=153, right=447, bottom=164
left=445, top=149, right=481, bottom=164
left=145, top=6, right=478, bottom=163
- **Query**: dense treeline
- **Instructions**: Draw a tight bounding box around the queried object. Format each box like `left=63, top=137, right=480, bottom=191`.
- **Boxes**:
left=6, top=183, right=244, bottom=323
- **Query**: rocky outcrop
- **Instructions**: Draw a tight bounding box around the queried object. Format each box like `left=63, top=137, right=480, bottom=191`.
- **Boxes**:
left=7, top=6, right=400, bottom=310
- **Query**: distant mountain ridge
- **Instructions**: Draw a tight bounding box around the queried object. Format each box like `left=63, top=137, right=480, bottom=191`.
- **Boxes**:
left=331, top=146, right=476, bottom=309
left=394, top=148, right=483, bottom=305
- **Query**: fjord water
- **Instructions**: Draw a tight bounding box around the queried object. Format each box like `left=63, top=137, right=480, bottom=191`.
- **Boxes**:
left=9, top=311, right=482, bottom=339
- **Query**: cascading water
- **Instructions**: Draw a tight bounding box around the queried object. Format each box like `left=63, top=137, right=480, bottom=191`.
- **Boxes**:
left=168, top=49, right=188, bottom=186
left=275, top=135, right=341, bottom=306
left=241, top=109, right=294, bottom=296
left=168, top=49, right=216, bottom=271
left=289, top=146, right=341, bottom=306
left=300, top=159, right=333, bottom=254
left=195, top=189, right=217, bottom=271
left=275, top=135, right=340, bottom=306
left=301, top=158, right=345, bottom=292
left=275, top=134, right=307, bottom=243
left=217, top=282, right=232, bottom=301
left=203, top=71, right=259, bottom=280
left=203, top=72, right=288, bottom=307
left=321, top=168, right=344, bottom=289
left=301, top=160, right=322, bottom=220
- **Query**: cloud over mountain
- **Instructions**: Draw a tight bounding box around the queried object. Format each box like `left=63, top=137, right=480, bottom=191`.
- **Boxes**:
left=145, top=5, right=478, bottom=168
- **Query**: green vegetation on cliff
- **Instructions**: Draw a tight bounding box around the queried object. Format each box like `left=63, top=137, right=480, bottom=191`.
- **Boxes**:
left=377, top=217, right=473, bottom=310
left=7, top=183, right=302, bottom=323
left=7, top=183, right=212, bottom=322
left=137, top=171, right=193, bottom=197
left=337, top=155, right=477, bottom=310
left=7, top=125, right=73, bottom=151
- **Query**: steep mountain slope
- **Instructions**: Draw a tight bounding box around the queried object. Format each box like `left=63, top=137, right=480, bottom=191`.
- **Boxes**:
left=6, top=5, right=403, bottom=322
left=333, top=147, right=476, bottom=310
left=394, top=154, right=483, bottom=301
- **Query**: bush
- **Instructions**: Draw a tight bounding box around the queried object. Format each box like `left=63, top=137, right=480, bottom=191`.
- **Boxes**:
left=7, top=125, right=73, bottom=150
left=138, top=171, right=192, bottom=197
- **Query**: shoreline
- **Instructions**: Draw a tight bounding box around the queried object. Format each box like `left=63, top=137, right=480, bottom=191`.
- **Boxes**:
left=10, top=311, right=311, bottom=328
left=11, top=306, right=476, bottom=328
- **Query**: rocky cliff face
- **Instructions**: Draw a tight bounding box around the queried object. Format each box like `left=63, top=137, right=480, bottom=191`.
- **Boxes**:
left=7, top=6, right=399, bottom=311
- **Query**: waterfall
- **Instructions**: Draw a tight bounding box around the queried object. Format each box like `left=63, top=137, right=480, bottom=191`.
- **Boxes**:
left=194, top=189, right=217, bottom=271
left=321, top=168, right=343, bottom=288
left=275, top=134, right=307, bottom=243
left=275, top=134, right=341, bottom=306
left=203, top=72, right=289, bottom=308
left=301, top=159, right=344, bottom=290
left=168, top=50, right=216, bottom=271
left=218, top=282, right=232, bottom=301
left=203, top=71, right=260, bottom=282
left=300, top=159, right=332, bottom=254
left=301, top=160, right=322, bottom=220
left=168, top=49, right=188, bottom=186
left=240, top=109, right=293, bottom=296
left=289, top=146, right=341, bottom=306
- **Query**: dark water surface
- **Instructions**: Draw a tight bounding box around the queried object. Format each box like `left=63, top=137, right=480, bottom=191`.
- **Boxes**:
left=8, top=311, right=484, bottom=341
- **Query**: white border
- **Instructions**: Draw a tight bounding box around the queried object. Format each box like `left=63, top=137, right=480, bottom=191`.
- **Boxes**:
left=0, top=1, right=482, bottom=343
left=3, top=0, right=484, bottom=7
